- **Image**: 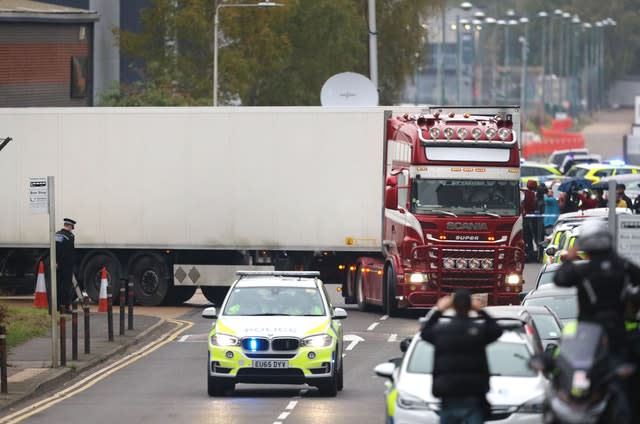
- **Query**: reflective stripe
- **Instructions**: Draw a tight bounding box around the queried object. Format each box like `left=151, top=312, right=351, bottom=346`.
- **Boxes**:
left=626, top=322, right=639, bottom=331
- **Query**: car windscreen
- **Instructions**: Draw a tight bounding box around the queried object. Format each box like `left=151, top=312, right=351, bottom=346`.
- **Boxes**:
left=223, top=286, right=325, bottom=316
left=406, top=339, right=535, bottom=377
left=524, top=295, right=578, bottom=321
left=536, top=270, right=556, bottom=287
left=530, top=313, right=561, bottom=340
left=411, top=179, right=519, bottom=216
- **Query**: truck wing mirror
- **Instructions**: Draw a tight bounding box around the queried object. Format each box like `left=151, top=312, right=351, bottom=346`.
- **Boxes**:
left=385, top=186, right=398, bottom=210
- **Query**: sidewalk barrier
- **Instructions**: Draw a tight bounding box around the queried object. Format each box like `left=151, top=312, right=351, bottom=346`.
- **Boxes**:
left=33, top=261, right=48, bottom=309
left=97, top=267, right=109, bottom=313
left=128, top=280, right=134, bottom=330
left=60, top=316, right=66, bottom=367
left=551, top=118, right=573, bottom=132
left=107, top=284, right=113, bottom=342
left=521, top=127, right=585, bottom=160
left=1, top=326, right=6, bottom=393
left=119, top=284, right=126, bottom=336
left=72, top=302, right=78, bottom=361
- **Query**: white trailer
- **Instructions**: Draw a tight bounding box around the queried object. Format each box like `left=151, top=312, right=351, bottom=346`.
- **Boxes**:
left=0, top=107, right=386, bottom=305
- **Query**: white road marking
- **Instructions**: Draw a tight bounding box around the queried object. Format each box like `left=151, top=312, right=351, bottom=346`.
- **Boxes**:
left=380, top=315, right=389, bottom=320
left=344, top=334, right=364, bottom=351
left=178, top=335, right=190, bottom=342
left=286, top=401, right=298, bottom=410
left=367, top=322, right=379, bottom=331
left=278, top=412, right=290, bottom=420
left=387, top=333, right=397, bottom=342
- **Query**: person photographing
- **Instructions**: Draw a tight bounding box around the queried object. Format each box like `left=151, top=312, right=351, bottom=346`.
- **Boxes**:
left=420, top=289, right=503, bottom=424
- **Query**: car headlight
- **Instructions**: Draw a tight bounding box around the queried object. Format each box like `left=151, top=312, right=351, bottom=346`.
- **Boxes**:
left=397, top=390, right=436, bottom=410
left=302, top=334, right=333, bottom=348
left=506, top=274, right=521, bottom=285
left=211, top=333, right=240, bottom=347
left=517, top=394, right=546, bottom=413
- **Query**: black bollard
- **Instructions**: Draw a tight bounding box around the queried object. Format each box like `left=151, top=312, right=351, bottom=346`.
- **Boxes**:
left=128, top=280, right=134, bottom=330
left=107, top=284, right=113, bottom=342
left=119, top=285, right=125, bottom=336
left=60, top=315, right=66, bottom=367
left=72, top=302, right=78, bottom=361
left=0, top=326, right=7, bottom=393
left=83, top=306, right=90, bottom=354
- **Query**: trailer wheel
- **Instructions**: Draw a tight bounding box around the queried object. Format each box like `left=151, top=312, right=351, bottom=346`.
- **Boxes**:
left=201, top=286, right=228, bottom=306
left=163, top=286, right=197, bottom=305
left=130, top=254, right=169, bottom=306
left=384, top=265, right=399, bottom=317
left=82, top=254, right=122, bottom=304
left=355, top=265, right=370, bottom=312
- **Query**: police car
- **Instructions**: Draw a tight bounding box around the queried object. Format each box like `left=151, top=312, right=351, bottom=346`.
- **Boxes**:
left=202, top=271, right=347, bottom=397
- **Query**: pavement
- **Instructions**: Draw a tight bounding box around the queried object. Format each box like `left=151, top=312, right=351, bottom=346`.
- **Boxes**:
left=582, top=108, right=635, bottom=160
left=0, top=296, right=200, bottom=414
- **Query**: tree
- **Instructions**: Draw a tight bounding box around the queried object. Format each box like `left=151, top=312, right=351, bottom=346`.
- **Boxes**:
left=105, top=0, right=439, bottom=106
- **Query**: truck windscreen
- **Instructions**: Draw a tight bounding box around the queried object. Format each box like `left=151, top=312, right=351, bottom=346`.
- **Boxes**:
left=411, top=179, right=519, bottom=216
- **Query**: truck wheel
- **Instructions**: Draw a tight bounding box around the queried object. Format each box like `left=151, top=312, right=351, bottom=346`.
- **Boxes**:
left=384, top=265, right=399, bottom=317
left=355, top=265, right=370, bottom=312
left=163, top=286, right=197, bottom=305
left=201, top=286, right=228, bottom=306
left=130, top=254, right=169, bottom=306
left=342, top=269, right=356, bottom=304
left=82, top=254, right=122, bottom=304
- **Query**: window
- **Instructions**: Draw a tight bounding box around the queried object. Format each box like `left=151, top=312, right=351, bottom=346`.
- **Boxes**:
left=71, top=56, right=88, bottom=98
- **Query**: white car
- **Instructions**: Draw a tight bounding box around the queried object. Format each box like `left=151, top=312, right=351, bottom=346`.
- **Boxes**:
left=374, top=328, right=547, bottom=423
left=202, top=271, right=347, bottom=397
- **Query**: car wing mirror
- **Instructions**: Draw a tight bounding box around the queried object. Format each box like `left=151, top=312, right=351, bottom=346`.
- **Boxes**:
left=545, top=342, right=558, bottom=353
left=202, top=306, right=218, bottom=319
left=374, top=362, right=397, bottom=379
left=545, top=246, right=557, bottom=256
left=333, top=307, right=348, bottom=320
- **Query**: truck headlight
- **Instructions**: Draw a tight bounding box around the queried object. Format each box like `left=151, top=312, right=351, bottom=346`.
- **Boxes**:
left=211, top=333, right=240, bottom=347
left=506, top=274, right=520, bottom=286
left=406, top=273, right=429, bottom=284
left=302, top=334, right=333, bottom=348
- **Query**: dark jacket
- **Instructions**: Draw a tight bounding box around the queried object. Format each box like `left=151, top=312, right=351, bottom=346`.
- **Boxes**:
left=55, top=228, right=75, bottom=269
left=554, top=253, right=640, bottom=355
left=420, top=309, right=503, bottom=398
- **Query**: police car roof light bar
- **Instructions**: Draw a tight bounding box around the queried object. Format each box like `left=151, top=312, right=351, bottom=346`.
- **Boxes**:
left=236, top=270, right=321, bottom=277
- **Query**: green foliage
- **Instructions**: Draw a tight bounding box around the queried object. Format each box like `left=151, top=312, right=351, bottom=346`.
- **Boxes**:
left=108, top=0, right=442, bottom=106
left=0, top=304, right=50, bottom=350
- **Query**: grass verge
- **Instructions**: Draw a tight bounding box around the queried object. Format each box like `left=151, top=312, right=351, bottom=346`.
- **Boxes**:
left=0, top=303, right=51, bottom=350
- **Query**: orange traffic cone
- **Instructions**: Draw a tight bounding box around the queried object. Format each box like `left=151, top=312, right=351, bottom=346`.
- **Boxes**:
left=97, top=267, right=109, bottom=312
left=33, top=261, right=48, bottom=309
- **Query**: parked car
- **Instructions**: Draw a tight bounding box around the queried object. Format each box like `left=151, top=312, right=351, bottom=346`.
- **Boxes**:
left=520, top=162, right=563, bottom=187
left=485, top=305, right=563, bottom=350
left=548, top=148, right=590, bottom=170
left=521, top=286, right=578, bottom=326
left=564, top=163, right=640, bottom=184
left=202, top=270, right=347, bottom=397
left=532, top=263, right=562, bottom=289
left=374, top=324, right=548, bottom=424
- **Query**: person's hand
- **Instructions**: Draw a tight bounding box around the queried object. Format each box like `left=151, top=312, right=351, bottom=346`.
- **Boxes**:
left=564, top=245, right=580, bottom=261
left=435, top=295, right=453, bottom=312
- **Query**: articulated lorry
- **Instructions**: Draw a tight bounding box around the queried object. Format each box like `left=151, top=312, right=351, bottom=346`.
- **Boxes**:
left=0, top=106, right=524, bottom=311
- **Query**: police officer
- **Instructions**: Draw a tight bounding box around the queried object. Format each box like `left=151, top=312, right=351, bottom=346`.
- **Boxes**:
left=55, top=218, right=76, bottom=314
left=554, top=218, right=640, bottom=423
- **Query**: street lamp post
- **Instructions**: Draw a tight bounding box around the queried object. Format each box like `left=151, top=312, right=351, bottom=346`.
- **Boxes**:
left=519, top=17, right=529, bottom=127
left=456, top=2, right=473, bottom=104
left=483, top=17, right=496, bottom=104
left=570, top=15, right=581, bottom=119
left=213, top=1, right=282, bottom=106
left=503, top=10, right=517, bottom=103
left=472, top=12, right=485, bottom=105
left=550, top=9, right=563, bottom=111
left=537, top=12, right=548, bottom=122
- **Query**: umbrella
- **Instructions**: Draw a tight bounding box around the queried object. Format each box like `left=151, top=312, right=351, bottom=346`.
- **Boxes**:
left=557, top=177, right=592, bottom=193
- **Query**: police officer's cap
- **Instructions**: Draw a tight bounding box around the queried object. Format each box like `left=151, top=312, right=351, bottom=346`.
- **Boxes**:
left=63, top=218, right=76, bottom=229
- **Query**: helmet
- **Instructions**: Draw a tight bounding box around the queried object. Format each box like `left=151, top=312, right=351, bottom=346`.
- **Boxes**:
left=577, top=219, right=612, bottom=253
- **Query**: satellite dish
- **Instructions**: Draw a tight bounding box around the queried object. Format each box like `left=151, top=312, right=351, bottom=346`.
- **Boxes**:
left=320, top=72, right=379, bottom=106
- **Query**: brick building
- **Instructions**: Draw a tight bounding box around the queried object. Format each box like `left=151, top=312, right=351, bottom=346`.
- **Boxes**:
left=0, top=0, right=99, bottom=106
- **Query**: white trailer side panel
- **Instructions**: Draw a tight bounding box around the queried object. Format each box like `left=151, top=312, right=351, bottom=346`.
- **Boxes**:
left=0, top=107, right=384, bottom=251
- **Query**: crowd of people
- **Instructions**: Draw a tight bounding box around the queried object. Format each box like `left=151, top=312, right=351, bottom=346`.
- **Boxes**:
left=520, top=179, right=640, bottom=259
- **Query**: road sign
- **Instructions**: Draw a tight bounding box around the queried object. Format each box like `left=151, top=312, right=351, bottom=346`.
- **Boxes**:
left=29, top=177, right=49, bottom=214
left=617, top=215, right=640, bottom=267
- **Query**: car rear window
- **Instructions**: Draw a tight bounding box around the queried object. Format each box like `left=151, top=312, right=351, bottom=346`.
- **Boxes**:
left=537, top=270, right=556, bottom=287
left=524, top=296, right=578, bottom=321
left=406, top=339, right=535, bottom=377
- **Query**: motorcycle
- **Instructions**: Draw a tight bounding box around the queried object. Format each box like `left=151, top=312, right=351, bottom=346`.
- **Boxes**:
left=530, top=320, right=635, bottom=424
